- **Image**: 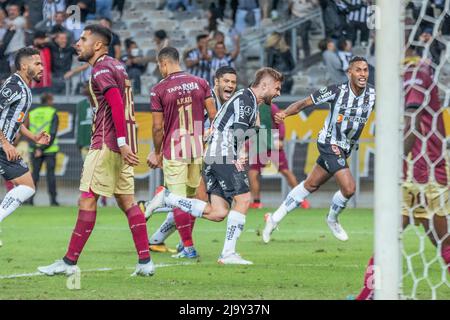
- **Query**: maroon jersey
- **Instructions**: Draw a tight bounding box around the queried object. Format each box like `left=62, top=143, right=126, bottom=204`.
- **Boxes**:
left=88, top=55, right=137, bottom=153
left=403, top=61, right=448, bottom=185
left=150, top=71, right=211, bottom=160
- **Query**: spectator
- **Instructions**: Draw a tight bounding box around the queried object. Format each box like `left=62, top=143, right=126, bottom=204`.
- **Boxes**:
left=4, top=2, right=27, bottom=67
left=289, top=0, right=319, bottom=58
left=0, top=7, right=7, bottom=39
left=166, top=0, right=195, bottom=12
left=121, top=39, right=148, bottom=95
left=154, top=29, right=169, bottom=53
left=265, top=32, right=295, bottom=93
left=218, top=0, right=238, bottom=23
left=319, top=0, right=347, bottom=41
left=210, top=39, right=239, bottom=86
left=337, top=38, right=352, bottom=72
left=112, top=0, right=125, bottom=19
left=65, top=0, right=96, bottom=40
left=184, top=34, right=212, bottom=82
left=206, top=2, right=221, bottom=33
left=95, top=0, right=112, bottom=20
left=28, top=93, right=60, bottom=207
left=48, top=31, right=77, bottom=93
left=25, top=0, right=44, bottom=28
left=49, top=11, right=74, bottom=43
left=234, top=0, right=261, bottom=34
left=318, top=38, right=347, bottom=84
left=30, top=31, right=52, bottom=92
left=417, top=27, right=446, bottom=67
left=0, top=15, right=15, bottom=81
left=344, top=0, right=370, bottom=46
left=99, top=17, right=121, bottom=59
left=42, top=0, right=66, bottom=29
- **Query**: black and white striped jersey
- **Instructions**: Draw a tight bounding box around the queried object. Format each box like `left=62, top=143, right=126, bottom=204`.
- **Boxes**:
left=0, top=73, right=32, bottom=146
left=310, top=81, right=375, bottom=152
left=204, top=89, right=223, bottom=130
left=206, top=88, right=258, bottom=158
left=346, top=0, right=369, bottom=24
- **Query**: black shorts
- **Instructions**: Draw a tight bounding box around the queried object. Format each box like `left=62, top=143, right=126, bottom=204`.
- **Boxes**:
left=316, top=143, right=350, bottom=175
left=203, top=162, right=250, bottom=206
left=0, top=149, right=29, bottom=181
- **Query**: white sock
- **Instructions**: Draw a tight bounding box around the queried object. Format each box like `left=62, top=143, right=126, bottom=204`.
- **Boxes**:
left=165, top=192, right=206, bottom=218
left=272, top=181, right=310, bottom=224
left=149, top=211, right=176, bottom=244
left=153, top=207, right=174, bottom=213
left=0, top=185, right=35, bottom=223
left=222, top=210, right=246, bottom=257
left=328, top=191, right=349, bottom=222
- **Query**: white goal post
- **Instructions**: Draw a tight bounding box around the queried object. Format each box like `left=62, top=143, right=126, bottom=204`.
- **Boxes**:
left=374, top=0, right=404, bottom=300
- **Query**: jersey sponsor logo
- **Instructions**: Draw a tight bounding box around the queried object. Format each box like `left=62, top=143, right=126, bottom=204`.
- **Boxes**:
left=93, top=69, right=111, bottom=79
left=115, top=64, right=126, bottom=71
left=337, top=114, right=344, bottom=123
left=17, top=112, right=25, bottom=123
left=342, top=115, right=368, bottom=123
left=1, top=87, right=12, bottom=98
left=166, top=82, right=200, bottom=94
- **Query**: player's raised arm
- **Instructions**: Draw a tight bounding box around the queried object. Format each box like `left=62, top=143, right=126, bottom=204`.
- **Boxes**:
left=276, top=96, right=315, bottom=123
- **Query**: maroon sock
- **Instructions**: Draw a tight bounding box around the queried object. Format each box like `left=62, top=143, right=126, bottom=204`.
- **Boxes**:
left=64, top=209, right=97, bottom=264
left=125, top=205, right=151, bottom=263
left=441, top=246, right=450, bottom=273
left=356, top=256, right=375, bottom=300
left=173, top=208, right=194, bottom=247
left=189, top=215, right=196, bottom=234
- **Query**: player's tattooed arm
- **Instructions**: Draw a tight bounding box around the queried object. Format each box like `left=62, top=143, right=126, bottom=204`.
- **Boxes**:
left=404, top=106, right=421, bottom=156
left=205, top=97, right=217, bottom=123
left=274, top=96, right=314, bottom=123
left=0, top=130, right=20, bottom=161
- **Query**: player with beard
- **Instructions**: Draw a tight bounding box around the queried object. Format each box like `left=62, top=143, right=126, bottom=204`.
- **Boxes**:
left=146, top=67, right=283, bottom=265
left=262, top=56, right=376, bottom=243
left=0, top=47, right=50, bottom=247
left=145, top=66, right=237, bottom=255
left=38, top=25, right=154, bottom=276
left=146, top=47, right=217, bottom=259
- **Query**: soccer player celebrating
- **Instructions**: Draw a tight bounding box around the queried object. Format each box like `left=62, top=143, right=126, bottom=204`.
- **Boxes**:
left=0, top=47, right=50, bottom=247
left=146, top=66, right=237, bottom=255
left=147, top=47, right=217, bottom=259
left=38, top=25, right=154, bottom=276
left=263, top=56, right=376, bottom=243
left=355, top=49, right=450, bottom=300
left=147, top=67, right=283, bottom=264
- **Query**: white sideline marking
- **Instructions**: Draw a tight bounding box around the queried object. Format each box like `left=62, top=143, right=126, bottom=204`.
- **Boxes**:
left=0, top=262, right=194, bottom=280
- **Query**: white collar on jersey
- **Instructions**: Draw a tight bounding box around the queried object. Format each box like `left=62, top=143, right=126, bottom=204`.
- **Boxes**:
left=14, top=73, right=30, bottom=90
left=347, top=81, right=366, bottom=99
left=248, top=87, right=257, bottom=104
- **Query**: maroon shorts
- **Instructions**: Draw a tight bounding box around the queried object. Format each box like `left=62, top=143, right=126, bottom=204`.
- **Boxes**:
left=250, top=149, right=289, bottom=173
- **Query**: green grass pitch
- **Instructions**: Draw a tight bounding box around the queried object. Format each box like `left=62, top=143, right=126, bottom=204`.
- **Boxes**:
left=0, top=206, right=448, bottom=300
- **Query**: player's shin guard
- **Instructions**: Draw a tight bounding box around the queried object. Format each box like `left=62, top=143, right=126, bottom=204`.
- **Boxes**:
left=222, top=210, right=246, bottom=256
left=356, top=256, right=375, bottom=300
left=328, top=190, right=349, bottom=222
left=441, top=246, right=450, bottom=273
left=272, top=181, right=310, bottom=224
left=165, top=192, right=206, bottom=218
left=173, top=208, right=194, bottom=247
left=125, top=205, right=151, bottom=263
left=149, top=211, right=176, bottom=245
left=64, top=209, right=97, bottom=264
left=0, top=185, right=35, bottom=223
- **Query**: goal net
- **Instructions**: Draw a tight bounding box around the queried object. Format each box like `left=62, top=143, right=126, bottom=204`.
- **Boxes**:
left=400, top=0, right=450, bottom=300
left=375, top=0, right=450, bottom=300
